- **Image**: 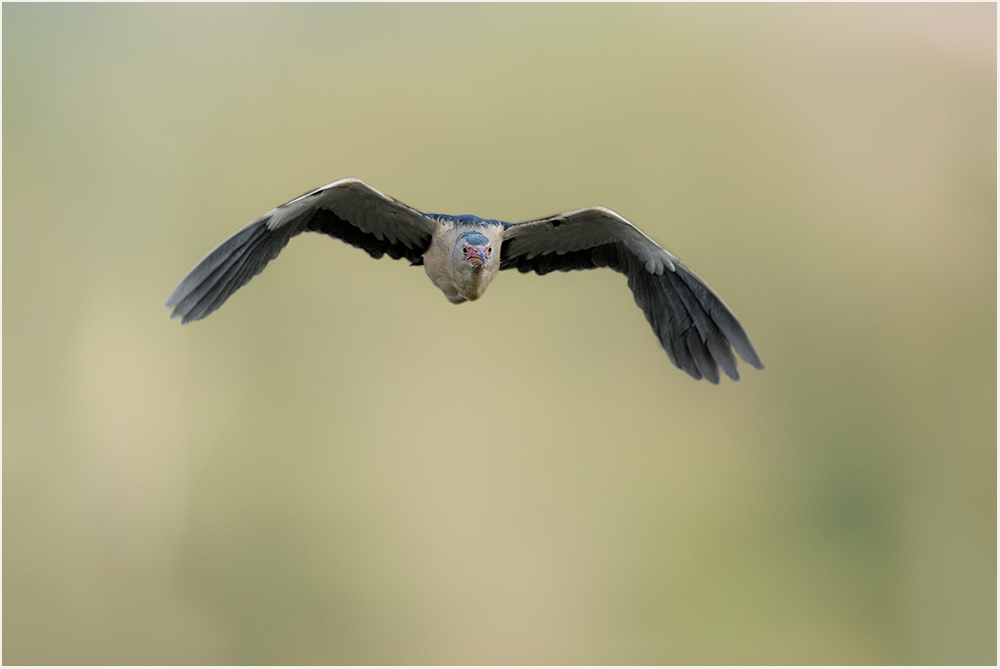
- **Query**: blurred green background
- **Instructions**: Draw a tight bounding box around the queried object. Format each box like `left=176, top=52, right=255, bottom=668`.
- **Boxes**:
left=3, top=3, right=995, bottom=664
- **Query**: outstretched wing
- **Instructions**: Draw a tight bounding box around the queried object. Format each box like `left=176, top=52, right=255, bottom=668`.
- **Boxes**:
left=500, top=207, right=762, bottom=383
left=165, top=178, right=435, bottom=323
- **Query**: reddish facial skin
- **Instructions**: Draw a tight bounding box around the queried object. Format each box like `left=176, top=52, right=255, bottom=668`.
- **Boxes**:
left=463, top=244, right=491, bottom=266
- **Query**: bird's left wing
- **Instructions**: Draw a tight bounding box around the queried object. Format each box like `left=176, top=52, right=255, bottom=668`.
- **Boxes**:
left=500, top=207, right=762, bottom=383
left=165, top=179, right=435, bottom=323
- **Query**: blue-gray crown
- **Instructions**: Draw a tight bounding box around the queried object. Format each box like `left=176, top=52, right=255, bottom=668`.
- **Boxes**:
left=459, top=231, right=490, bottom=246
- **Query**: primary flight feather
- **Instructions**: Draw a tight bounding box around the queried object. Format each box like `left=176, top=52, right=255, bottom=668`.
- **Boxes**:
left=165, top=178, right=763, bottom=383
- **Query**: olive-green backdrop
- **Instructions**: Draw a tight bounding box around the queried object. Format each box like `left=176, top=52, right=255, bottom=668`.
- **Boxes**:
left=4, top=3, right=995, bottom=664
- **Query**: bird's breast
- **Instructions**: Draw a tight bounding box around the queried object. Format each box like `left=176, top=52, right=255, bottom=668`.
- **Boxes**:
left=423, top=254, right=496, bottom=304
left=423, top=229, right=499, bottom=304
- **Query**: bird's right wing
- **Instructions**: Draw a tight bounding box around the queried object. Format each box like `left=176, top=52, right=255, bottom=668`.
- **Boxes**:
left=501, top=206, right=762, bottom=383
left=164, top=178, right=435, bottom=323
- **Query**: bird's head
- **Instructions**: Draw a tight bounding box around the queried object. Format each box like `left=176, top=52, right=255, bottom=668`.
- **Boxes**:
left=456, top=230, right=493, bottom=268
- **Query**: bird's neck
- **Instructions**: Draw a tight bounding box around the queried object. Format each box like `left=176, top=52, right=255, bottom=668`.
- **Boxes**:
left=454, top=264, right=492, bottom=302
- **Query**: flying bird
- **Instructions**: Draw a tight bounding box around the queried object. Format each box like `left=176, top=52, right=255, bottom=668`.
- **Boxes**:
left=165, top=178, right=762, bottom=383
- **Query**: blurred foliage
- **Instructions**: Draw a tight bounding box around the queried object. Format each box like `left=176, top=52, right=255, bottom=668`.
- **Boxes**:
left=3, top=4, right=995, bottom=664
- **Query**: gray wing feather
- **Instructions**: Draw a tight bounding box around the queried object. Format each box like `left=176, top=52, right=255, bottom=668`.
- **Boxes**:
left=502, top=207, right=677, bottom=273
left=501, top=207, right=762, bottom=383
left=165, top=178, right=434, bottom=323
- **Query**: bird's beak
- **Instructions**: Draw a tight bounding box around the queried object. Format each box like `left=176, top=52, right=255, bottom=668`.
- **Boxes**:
left=465, top=245, right=489, bottom=266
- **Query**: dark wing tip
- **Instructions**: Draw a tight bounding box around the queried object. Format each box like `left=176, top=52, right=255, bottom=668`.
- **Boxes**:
left=623, top=251, right=761, bottom=383
left=164, top=215, right=297, bottom=324
left=670, top=263, right=762, bottom=382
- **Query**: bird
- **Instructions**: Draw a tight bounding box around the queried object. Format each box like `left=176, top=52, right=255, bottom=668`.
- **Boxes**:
left=165, top=178, right=762, bottom=383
